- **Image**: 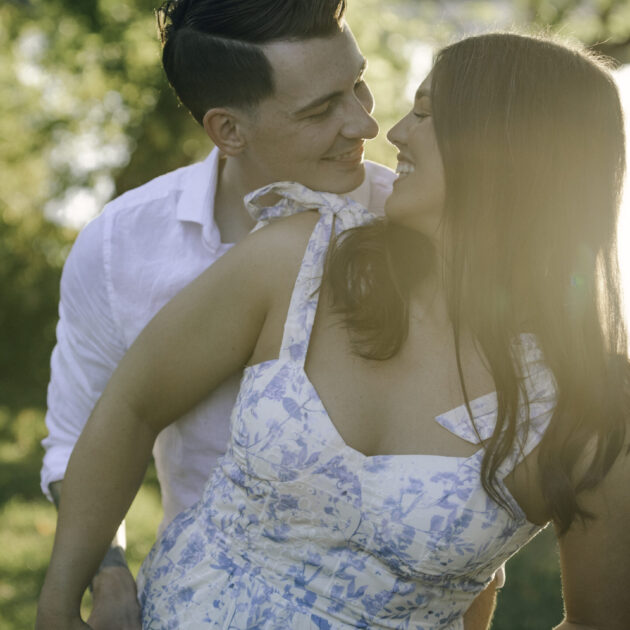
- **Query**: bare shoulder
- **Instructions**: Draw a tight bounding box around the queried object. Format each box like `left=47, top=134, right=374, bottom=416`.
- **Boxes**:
left=181, top=210, right=323, bottom=311
left=138, top=210, right=323, bottom=337
left=240, top=211, right=324, bottom=365
left=241, top=211, right=321, bottom=264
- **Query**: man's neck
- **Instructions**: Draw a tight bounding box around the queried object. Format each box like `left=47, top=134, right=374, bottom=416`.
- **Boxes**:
left=213, top=154, right=372, bottom=243
left=213, top=155, right=258, bottom=244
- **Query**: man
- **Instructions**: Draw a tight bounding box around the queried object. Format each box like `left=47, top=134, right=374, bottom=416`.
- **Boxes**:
left=40, top=1, right=498, bottom=628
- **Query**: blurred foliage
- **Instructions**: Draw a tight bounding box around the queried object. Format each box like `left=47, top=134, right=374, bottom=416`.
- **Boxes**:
left=0, top=215, right=73, bottom=409
left=2, top=0, right=630, bottom=627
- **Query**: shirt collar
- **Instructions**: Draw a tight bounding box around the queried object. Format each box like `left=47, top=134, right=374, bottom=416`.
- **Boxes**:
left=345, top=167, right=371, bottom=209
left=174, top=148, right=372, bottom=250
left=175, top=147, right=222, bottom=250
left=175, top=147, right=221, bottom=225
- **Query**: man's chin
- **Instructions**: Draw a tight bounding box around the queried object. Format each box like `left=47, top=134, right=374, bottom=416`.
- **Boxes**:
left=314, top=161, right=365, bottom=194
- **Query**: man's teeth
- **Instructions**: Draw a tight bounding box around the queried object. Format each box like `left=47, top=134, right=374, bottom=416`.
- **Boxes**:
left=330, top=148, right=360, bottom=161
left=396, top=162, right=415, bottom=175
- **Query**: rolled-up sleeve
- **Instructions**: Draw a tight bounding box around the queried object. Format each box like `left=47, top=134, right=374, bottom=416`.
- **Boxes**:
left=40, top=212, right=126, bottom=500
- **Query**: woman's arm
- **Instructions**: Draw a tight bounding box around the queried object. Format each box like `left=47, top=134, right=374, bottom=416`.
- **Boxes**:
left=36, top=213, right=318, bottom=628
left=554, top=435, right=630, bottom=630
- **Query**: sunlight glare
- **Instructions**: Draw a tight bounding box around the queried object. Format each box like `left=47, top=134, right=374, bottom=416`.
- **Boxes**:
left=615, top=65, right=630, bottom=339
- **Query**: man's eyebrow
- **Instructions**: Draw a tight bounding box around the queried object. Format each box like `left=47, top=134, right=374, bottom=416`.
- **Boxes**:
left=292, top=58, right=368, bottom=117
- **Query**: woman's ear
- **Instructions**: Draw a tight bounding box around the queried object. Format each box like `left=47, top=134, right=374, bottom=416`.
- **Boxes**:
left=202, top=108, right=247, bottom=156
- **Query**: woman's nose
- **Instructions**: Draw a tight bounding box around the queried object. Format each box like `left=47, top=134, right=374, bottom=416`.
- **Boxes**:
left=387, top=116, right=407, bottom=148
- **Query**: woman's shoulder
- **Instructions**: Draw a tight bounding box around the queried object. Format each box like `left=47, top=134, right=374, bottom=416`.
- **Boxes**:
left=246, top=209, right=320, bottom=250
left=250, top=210, right=322, bottom=246
left=237, top=211, right=323, bottom=281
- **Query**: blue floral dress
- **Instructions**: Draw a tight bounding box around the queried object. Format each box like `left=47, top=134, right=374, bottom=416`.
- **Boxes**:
left=139, top=183, right=555, bottom=629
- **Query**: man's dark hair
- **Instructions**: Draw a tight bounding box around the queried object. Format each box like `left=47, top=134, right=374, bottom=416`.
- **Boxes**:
left=156, top=0, right=347, bottom=124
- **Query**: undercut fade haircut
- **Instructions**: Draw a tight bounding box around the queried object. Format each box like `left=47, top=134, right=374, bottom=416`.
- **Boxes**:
left=156, top=0, right=347, bottom=124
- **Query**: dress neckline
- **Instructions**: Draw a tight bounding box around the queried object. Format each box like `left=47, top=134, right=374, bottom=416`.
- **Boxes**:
left=243, top=359, right=492, bottom=461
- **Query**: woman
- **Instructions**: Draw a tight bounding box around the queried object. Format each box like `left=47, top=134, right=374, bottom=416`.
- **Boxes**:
left=37, top=32, right=630, bottom=629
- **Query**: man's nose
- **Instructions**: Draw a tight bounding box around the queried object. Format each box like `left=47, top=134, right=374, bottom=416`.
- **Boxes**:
left=341, top=93, right=379, bottom=140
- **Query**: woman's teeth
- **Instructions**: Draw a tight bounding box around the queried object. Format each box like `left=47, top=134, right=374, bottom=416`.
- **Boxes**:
left=396, top=162, right=415, bottom=176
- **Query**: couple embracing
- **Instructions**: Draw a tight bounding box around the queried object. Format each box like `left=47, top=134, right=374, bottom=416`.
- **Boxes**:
left=37, top=1, right=630, bottom=629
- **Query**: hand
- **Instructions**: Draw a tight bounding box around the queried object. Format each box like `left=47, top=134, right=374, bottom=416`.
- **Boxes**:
left=87, top=565, right=141, bottom=630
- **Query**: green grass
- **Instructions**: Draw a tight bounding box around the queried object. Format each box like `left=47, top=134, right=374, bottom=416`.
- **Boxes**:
left=0, top=405, right=565, bottom=628
left=0, top=406, right=162, bottom=628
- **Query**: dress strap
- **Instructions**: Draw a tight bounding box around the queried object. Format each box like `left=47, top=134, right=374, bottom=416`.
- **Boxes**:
left=245, top=182, right=375, bottom=365
left=434, top=334, right=556, bottom=472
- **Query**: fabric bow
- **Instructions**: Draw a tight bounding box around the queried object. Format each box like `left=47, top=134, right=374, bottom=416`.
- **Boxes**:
left=245, top=181, right=375, bottom=234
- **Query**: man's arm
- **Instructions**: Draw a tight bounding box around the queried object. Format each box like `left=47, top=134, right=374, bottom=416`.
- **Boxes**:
left=42, top=217, right=141, bottom=629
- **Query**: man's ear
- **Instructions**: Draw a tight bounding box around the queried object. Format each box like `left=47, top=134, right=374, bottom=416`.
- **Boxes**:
left=202, top=108, right=248, bottom=156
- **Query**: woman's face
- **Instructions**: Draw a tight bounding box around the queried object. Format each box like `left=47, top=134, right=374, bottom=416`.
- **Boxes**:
left=385, top=73, right=446, bottom=240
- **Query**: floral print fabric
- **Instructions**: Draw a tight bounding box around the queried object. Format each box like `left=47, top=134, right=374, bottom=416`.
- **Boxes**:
left=139, top=183, right=553, bottom=629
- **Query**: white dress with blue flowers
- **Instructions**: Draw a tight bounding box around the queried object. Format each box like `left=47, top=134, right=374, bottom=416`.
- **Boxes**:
left=139, top=183, right=554, bottom=629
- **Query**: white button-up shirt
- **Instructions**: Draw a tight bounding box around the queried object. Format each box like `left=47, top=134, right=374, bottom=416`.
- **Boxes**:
left=41, top=147, right=395, bottom=532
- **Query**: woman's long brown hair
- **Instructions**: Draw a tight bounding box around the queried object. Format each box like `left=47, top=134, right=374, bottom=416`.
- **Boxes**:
left=326, top=32, right=629, bottom=533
